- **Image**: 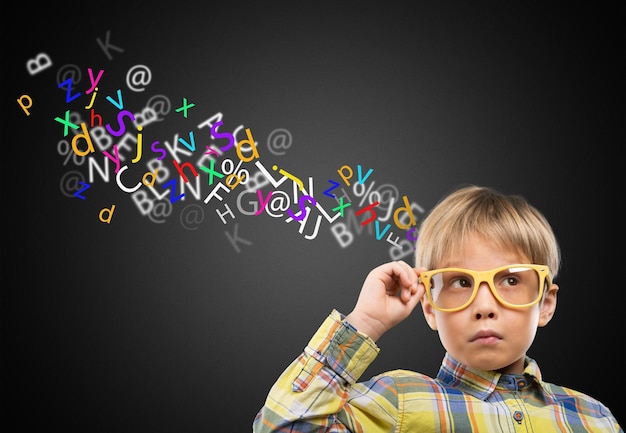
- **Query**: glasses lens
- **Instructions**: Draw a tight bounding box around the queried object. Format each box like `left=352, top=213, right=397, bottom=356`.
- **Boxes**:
left=493, top=266, right=541, bottom=305
left=429, top=270, right=475, bottom=310
left=428, top=266, right=542, bottom=310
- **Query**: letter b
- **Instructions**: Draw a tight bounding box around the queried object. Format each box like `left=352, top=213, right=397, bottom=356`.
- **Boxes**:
left=26, top=53, right=53, bottom=75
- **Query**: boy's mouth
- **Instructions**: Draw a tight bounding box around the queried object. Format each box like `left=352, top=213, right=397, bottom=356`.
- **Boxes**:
left=470, top=330, right=503, bottom=344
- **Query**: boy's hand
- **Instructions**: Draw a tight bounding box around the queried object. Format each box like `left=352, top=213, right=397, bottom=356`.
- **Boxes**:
left=345, top=261, right=425, bottom=342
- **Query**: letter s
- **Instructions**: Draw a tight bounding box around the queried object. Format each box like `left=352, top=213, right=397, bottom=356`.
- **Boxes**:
left=287, top=195, right=317, bottom=221
left=105, top=109, right=136, bottom=137
left=210, top=120, right=235, bottom=152
left=151, top=140, right=167, bottom=160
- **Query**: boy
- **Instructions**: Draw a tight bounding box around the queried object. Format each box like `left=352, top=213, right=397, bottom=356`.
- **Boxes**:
left=252, top=185, right=622, bottom=432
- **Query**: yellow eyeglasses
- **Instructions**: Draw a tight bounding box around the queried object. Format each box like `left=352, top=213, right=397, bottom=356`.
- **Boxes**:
left=419, top=264, right=550, bottom=312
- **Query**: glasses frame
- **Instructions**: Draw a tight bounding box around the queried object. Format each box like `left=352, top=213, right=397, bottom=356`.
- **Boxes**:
left=419, top=264, right=551, bottom=312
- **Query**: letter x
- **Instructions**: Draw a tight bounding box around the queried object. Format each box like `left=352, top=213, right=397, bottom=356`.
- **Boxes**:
left=199, top=159, right=224, bottom=185
left=175, top=97, right=195, bottom=118
left=54, top=110, right=80, bottom=137
left=332, top=197, right=351, bottom=217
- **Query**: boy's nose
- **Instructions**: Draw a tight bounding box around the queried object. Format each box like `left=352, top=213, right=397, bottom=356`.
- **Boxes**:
left=471, top=282, right=497, bottom=319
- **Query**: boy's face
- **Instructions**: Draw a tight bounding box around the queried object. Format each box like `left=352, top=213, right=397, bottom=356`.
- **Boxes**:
left=420, top=233, right=558, bottom=374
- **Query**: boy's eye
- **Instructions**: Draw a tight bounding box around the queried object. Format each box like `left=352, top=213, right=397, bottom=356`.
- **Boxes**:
left=459, top=278, right=472, bottom=287
left=500, top=276, right=520, bottom=286
left=450, top=277, right=472, bottom=288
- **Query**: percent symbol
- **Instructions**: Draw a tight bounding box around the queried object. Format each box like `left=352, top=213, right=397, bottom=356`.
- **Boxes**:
left=353, top=180, right=377, bottom=207
left=221, top=158, right=249, bottom=185
left=57, top=139, right=86, bottom=167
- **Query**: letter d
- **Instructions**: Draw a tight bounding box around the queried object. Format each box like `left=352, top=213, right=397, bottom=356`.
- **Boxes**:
left=236, top=128, right=260, bottom=163
left=393, top=195, right=416, bottom=230
left=71, top=123, right=96, bottom=157
left=99, top=205, right=116, bottom=223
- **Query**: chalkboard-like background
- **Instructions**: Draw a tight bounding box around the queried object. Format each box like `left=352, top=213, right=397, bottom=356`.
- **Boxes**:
left=3, top=3, right=624, bottom=431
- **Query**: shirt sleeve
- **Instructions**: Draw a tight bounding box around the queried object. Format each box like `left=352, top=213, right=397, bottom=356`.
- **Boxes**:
left=252, top=309, right=395, bottom=432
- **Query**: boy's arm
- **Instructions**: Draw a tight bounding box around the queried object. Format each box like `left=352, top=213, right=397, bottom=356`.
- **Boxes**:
left=253, top=261, right=423, bottom=432
left=252, top=310, right=393, bottom=432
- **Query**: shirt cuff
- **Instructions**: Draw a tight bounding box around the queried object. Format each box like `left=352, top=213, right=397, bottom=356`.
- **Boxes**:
left=304, top=309, right=380, bottom=385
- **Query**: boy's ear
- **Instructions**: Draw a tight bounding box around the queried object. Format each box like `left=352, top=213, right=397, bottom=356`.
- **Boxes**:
left=421, top=295, right=438, bottom=330
left=538, top=283, right=558, bottom=327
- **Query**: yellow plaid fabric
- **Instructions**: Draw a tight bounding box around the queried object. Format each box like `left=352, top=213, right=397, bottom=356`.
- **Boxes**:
left=253, top=310, right=622, bottom=432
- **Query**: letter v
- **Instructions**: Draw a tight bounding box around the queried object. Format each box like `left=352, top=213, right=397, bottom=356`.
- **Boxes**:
left=106, top=89, right=124, bottom=109
left=178, top=131, right=196, bottom=152
left=375, top=220, right=391, bottom=240
left=357, top=165, right=374, bottom=184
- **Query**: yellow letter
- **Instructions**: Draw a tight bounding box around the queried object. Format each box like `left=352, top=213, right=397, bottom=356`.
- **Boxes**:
left=71, top=123, right=96, bottom=157
left=142, top=169, right=159, bottom=187
left=236, top=128, right=260, bottom=163
left=393, top=196, right=416, bottom=230
left=99, top=205, right=116, bottom=223
left=17, top=94, right=33, bottom=116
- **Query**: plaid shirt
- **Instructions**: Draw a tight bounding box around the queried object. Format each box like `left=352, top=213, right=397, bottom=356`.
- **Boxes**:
left=253, top=309, right=622, bottom=432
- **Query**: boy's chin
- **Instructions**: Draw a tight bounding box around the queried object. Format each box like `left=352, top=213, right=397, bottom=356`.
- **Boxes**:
left=464, top=355, right=524, bottom=374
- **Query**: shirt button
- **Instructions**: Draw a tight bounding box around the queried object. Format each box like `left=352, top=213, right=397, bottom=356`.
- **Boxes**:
left=518, top=380, right=525, bottom=387
left=513, top=411, right=524, bottom=423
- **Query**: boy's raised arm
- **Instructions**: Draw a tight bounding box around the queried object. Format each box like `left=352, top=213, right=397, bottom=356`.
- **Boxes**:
left=252, top=261, right=424, bottom=432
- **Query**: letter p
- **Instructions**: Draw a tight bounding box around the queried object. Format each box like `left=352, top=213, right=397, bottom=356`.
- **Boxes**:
left=17, top=94, right=33, bottom=116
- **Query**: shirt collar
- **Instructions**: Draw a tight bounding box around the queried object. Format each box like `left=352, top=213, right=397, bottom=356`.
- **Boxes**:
left=436, top=352, right=551, bottom=401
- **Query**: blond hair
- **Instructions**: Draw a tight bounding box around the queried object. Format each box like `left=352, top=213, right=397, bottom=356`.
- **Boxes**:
left=414, top=185, right=561, bottom=280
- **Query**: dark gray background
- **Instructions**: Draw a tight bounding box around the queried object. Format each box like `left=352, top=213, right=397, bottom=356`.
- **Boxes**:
left=3, top=2, right=624, bottom=431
